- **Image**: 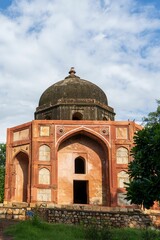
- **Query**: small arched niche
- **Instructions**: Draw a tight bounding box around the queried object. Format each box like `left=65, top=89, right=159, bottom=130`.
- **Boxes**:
left=117, top=171, right=129, bottom=188
left=72, top=112, right=83, bottom=120
left=39, top=145, right=50, bottom=161
left=116, top=147, right=129, bottom=164
left=75, top=157, right=85, bottom=174
left=14, top=151, right=29, bottom=202
left=39, top=168, right=50, bottom=184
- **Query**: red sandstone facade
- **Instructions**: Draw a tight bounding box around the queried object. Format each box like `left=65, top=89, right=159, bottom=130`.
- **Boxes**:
left=4, top=69, right=143, bottom=207
left=4, top=119, right=142, bottom=207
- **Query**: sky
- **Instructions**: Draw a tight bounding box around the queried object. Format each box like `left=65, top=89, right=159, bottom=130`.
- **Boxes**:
left=0, top=0, right=160, bottom=142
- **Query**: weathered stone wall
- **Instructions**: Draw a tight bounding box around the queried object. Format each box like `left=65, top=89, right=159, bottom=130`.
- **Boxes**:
left=0, top=207, right=26, bottom=220
left=5, top=120, right=143, bottom=207
left=0, top=205, right=160, bottom=229
left=46, top=207, right=160, bottom=229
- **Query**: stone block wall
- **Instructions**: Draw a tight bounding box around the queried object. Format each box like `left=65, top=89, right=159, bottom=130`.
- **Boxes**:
left=0, top=207, right=26, bottom=220
left=0, top=205, right=160, bottom=229
left=46, top=207, right=153, bottom=228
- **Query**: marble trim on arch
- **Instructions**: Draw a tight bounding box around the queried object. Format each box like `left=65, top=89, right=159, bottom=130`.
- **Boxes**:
left=55, top=125, right=111, bottom=149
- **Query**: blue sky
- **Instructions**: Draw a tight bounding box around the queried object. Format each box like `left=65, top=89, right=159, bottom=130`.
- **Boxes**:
left=0, top=0, right=160, bottom=142
left=0, top=0, right=13, bottom=10
left=138, top=0, right=160, bottom=8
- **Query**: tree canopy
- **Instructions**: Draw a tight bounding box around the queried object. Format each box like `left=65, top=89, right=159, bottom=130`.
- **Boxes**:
left=126, top=100, right=160, bottom=209
left=143, top=99, right=160, bottom=126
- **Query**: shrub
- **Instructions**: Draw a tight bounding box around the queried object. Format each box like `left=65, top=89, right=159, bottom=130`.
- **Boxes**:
left=85, top=225, right=112, bottom=240
left=141, top=228, right=160, bottom=240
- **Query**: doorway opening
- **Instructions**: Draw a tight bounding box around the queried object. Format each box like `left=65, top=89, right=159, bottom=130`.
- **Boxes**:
left=14, top=152, right=29, bottom=202
left=73, top=180, right=88, bottom=204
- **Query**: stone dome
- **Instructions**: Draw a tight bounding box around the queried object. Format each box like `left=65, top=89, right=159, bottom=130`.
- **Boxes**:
left=35, top=68, right=115, bottom=121
left=38, top=69, right=108, bottom=107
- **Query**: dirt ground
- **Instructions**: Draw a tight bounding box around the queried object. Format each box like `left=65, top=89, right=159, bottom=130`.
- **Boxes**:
left=0, top=219, right=19, bottom=240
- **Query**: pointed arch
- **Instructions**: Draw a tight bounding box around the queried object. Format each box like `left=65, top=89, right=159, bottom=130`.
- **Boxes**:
left=116, top=147, right=129, bottom=164
left=39, top=144, right=50, bottom=161
left=56, top=126, right=111, bottom=151
left=117, top=170, right=129, bottom=188
left=12, top=149, right=29, bottom=160
left=13, top=151, right=29, bottom=202
left=75, top=156, right=85, bottom=174
left=57, top=129, right=110, bottom=206
left=39, top=168, right=50, bottom=184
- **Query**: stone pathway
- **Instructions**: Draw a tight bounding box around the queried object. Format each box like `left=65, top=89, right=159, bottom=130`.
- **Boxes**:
left=0, top=219, right=19, bottom=240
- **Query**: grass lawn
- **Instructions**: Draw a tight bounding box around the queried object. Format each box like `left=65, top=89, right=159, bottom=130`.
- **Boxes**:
left=4, top=219, right=160, bottom=240
left=4, top=220, right=85, bottom=240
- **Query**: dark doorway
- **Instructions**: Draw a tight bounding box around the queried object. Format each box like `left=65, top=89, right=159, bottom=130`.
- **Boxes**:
left=75, top=157, right=85, bottom=174
left=73, top=180, right=88, bottom=204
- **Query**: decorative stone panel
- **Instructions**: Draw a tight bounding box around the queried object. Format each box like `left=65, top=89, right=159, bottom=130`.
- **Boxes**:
left=40, top=126, right=50, bottom=137
left=57, top=126, right=65, bottom=135
left=116, top=127, right=128, bottom=139
left=13, top=129, right=29, bottom=141
left=100, top=127, right=109, bottom=136
left=37, top=189, right=51, bottom=201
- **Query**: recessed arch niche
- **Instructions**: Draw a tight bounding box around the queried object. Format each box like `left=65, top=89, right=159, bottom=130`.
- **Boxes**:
left=117, top=170, right=129, bottom=188
left=58, top=132, right=110, bottom=206
left=116, top=147, right=129, bottom=164
left=13, top=151, right=29, bottom=202
left=39, top=168, right=50, bottom=184
left=39, top=145, right=50, bottom=161
left=72, top=112, right=83, bottom=120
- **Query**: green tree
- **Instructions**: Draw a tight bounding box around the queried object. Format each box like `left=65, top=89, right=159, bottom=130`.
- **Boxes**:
left=126, top=101, right=160, bottom=209
left=0, top=167, right=5, bottom=202
left=0, top=143, right=6, bottom=167
left=143, top=99, right=160, bottom=126
left=0, top=143, right=6, bottom=202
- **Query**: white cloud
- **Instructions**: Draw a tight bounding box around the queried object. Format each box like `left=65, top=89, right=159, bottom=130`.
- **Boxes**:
left=0, top=0, right=160, bottom=142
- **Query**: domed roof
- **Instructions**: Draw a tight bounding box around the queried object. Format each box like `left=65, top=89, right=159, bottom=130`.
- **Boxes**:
left=39, top=68, right=108, bottom=107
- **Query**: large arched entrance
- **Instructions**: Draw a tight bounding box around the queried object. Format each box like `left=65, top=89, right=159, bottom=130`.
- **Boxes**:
left=58, top=133, right=110, bottom=206
left=13, top=152, right=29, bottom=202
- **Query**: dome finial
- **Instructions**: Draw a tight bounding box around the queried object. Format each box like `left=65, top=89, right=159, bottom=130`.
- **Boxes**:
left=69, top=67, right=76, bottom=75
